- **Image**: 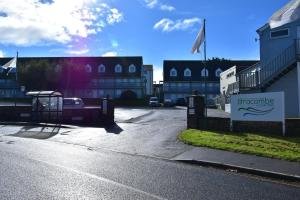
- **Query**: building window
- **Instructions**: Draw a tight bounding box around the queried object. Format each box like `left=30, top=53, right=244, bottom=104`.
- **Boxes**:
left=115, top=64, right=122, bottom=73
left=226, top=71, right=235, bottom=78
left=184, top=68, right=192, bottom=77
left=170, top=68, right=177, bottom=77
left=270, top=28, right=289, bottom=39
left=129, top=64, right=136, bottom=73
left=201, top=68, right=209, bottom=77
left=85, top=64, right=92, bottom=73
left=54, top=64, right=62, bottom=73
left=98, top=64, right=105, bottom=73
left=215, top=68, right=222, bottom=77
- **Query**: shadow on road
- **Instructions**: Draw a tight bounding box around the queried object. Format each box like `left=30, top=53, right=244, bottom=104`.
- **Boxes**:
left=10, top=124, right=62, bottom=139
left=105, top=123, right=123, bottom=134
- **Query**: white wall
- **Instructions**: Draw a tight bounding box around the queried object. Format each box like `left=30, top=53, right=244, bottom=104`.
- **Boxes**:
left=142, top=66, right=153, bottom=96
left=265, top=66, right=299, bottom=117
left=220, top=66, right=237, bottom=95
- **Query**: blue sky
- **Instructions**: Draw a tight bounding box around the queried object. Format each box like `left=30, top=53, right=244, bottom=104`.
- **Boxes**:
left=0, top=0, right=290, bottom=81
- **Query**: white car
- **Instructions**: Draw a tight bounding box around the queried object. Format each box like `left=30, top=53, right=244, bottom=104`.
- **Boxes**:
left=149, top=97, right=160, bottom=107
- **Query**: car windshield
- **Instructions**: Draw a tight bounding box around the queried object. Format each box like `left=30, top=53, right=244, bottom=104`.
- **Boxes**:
left=150, top=97, right=158, bottom=101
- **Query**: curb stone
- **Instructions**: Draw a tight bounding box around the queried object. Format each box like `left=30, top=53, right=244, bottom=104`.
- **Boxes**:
left=177, top=159, right=300, bottom=183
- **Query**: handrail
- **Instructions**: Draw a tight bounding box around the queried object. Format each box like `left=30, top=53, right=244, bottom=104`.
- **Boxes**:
left=239, top=39, right=298, bottom=89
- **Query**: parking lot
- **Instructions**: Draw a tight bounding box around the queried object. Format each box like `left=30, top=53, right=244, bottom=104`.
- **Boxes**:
left=0, top=107, right=229, bottom=159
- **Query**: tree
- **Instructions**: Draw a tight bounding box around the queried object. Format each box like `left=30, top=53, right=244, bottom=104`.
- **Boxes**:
left=19, top=59, right=60, bottom=90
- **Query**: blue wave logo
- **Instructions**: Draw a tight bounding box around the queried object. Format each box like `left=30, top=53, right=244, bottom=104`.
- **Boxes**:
left=238, top=107, right=274, bottom=117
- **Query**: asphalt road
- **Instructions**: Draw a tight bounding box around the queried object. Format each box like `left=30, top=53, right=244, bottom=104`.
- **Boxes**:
left=0, top=107, right=192, bottom=159
left=0, top=136, right=299, bottom=200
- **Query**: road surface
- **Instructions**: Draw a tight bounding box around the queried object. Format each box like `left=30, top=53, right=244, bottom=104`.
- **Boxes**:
left=0, top=136, right=299, bottom=200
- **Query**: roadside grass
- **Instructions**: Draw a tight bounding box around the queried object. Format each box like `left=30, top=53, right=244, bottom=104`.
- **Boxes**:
left=179, top=129, right=300, bottom=162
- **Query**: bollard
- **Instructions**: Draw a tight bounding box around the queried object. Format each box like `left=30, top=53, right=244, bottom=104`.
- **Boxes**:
left=101, top=97, right=115, bottom=125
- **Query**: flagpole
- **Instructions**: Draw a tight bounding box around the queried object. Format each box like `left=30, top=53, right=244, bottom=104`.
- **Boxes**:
left=14, top=51, right=18, bottom=109
left=16, top=51, right=18, bottom=81
left=203, top=19, right=207, bottom=118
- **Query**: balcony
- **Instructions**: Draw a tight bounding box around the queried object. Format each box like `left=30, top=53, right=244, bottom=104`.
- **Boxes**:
left=88, top=82, right=144, bottom=89
left=164, top=86, right=219, bottom=94
left=239, top=39, right=299, bottom=90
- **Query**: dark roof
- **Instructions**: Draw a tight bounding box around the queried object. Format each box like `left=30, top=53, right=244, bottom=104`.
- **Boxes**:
left=163, top=60, right=258, bottom=82
left=0, top=56, right=143, bottom=78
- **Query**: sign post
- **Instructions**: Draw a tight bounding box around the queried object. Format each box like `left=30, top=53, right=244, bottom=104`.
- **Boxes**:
left=231, top=92, right=285, bottom=136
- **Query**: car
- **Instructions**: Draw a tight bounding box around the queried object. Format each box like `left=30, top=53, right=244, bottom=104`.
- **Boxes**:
left=63, top=98, right=85, bottom=109
left=163, top=99, right=175, bottom=107
left=176, top=98, right=187, bottom=106
left=149, top=96, right=161, bottom=107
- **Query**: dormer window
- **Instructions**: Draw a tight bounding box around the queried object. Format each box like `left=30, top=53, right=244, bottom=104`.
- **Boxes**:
left=215, top=68, right=222, bottom=77
left=129, top=64, right=136, bottom=73
left=201, top=68, right=209, bottom=77
left=115, top=64, right=122, bottom=73
left=85, top=64, right=92, bottom=73
left=98, top=64, right=105, bottom=73
left=184, top=68, right=191, bottom=77
left=170, top=68, right=177, bottom=77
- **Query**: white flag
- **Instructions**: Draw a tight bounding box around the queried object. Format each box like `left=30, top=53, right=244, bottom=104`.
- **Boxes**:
left=191, top=22, right=205, bottom=54
left=269, top=0, right=300, bottom=29
left=2, top=57, right=16, bottom=70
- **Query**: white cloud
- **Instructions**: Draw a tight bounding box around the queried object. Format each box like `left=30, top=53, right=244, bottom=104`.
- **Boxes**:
left=111, top=40, right=119, bottom=48
left=160, top=4, right=175, bottom=12
left=0, top=50, right=4, bottom=57
left=154, top=18, right=201, bottom=32
left=145, top=0, right=158, bottom=8
left=153, top=66, right=163, bottom=82
left=66, top=48, right=89, bottom=55
left=144, top=0, right=175, bottom=12
left=106, top=8, right=123, bottom=25
left=102, top=51, right=118, bottom=56
left=0, top=0, right=123, bottom=46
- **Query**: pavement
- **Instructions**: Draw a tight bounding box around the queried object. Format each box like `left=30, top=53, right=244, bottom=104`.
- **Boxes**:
left=0, top=107, right=300, bottom=182
left=173, top=147, right=300, bottom=180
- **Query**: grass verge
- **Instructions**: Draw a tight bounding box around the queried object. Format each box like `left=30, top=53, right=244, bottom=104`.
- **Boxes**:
left=179, top=129, right=300, bottom=162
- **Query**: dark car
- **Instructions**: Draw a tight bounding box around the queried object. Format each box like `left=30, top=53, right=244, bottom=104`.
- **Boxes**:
left=176, top=98, right=187, bottom=106
left=163, top=99, right=175, bottom=107
left=63, top=98, right=85, bottom=109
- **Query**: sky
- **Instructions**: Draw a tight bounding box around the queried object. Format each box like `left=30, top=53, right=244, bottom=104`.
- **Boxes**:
left=0, top=0, right=291, bottom=82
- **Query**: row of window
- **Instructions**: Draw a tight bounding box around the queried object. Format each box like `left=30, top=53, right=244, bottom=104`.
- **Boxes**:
left=169, top=68, right=223, bottom=77
left=54, top=64, right=137, bottom=73
left=63, top=89, right=142, bottom=98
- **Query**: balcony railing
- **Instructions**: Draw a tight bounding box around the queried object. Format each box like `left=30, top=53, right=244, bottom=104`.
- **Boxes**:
left=89, top=82, right=143, bottom=88
left=164, top=86, right=219, bottom=94
left=239, top=39, right=299, bottom=90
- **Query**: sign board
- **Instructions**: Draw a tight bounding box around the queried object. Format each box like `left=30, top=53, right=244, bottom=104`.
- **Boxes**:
left=225, top=104, right=231, bottom=113
left=189, top=97, right=194, bottom=108
left=231, top=92, right=285, bottom=122
left=189, top=109, right=195, bottom=115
